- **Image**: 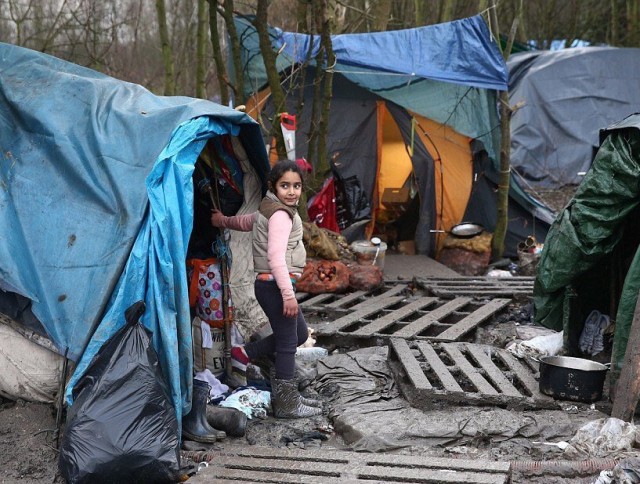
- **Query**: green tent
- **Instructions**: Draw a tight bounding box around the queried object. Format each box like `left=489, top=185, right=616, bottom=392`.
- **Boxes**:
left=534, top=113, right=640, bottom=384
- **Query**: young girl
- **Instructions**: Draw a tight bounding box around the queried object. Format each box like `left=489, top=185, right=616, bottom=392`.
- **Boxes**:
left=210, top=160, right=321, bottom=419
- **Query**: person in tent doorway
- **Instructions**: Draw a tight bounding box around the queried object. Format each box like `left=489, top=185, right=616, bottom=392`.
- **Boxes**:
left=210, top=160, right=321, bottom=419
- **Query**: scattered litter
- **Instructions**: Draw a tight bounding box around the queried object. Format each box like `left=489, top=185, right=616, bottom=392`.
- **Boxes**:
left=219, top=388, right=271, bottom=419
left=560, top=404, right=579, bottom=414
left=445, top=446, right=478, bottom=455
left=486, top=269, right=513, bottom=278
left=594, top=457, right=640, bottom=484
left=532, top=441, right=570, bottom=450
left=296, top=346, right=328, bottom=362
left=195, top=369, right=229, bottom=398
left=564, top=418, right=638, bottom=457
left=298, top=328, right=316, bottom=348
left=507, top=330, right=563, bottom=359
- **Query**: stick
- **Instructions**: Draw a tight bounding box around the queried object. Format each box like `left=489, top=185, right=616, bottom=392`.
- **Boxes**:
left=611, top=289, right=640, bottom=421
left=195, top=163, right=233, bottom=379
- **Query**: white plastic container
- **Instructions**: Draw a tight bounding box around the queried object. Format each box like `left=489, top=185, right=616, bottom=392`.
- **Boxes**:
left=350, top=239, right=387, bottom=270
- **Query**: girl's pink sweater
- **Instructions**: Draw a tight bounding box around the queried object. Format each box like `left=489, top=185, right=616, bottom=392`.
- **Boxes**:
left=218, top=211, right=296, bottom=300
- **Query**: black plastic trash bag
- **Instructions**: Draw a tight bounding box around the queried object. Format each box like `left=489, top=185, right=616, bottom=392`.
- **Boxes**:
left=58, top=301, right=183, bottom=483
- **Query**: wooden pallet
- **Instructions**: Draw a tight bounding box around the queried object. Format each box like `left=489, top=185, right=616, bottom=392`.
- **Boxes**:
left=184, top=445, right=511, bottom=483
left=416, top=276, right=534, bottom=298
left=389, top=338, right=556, bottom=410
left=307, top=284, right=511, bottom=342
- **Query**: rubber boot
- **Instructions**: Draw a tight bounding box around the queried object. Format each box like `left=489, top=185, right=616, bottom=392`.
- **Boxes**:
left=269, top=366, right=322, bottom=408
left=182, top=379, right=226, bottom=443
left=206, top=406, right=248, bottom=437
left=271, top=377, right=322, bottom=419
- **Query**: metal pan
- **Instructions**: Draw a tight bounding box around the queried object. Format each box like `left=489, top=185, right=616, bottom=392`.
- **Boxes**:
left=538, top=356, right=609, bottom=403
left=450, top=222, right=485, bottom=238
left=430, top=222, right=485, bottom=238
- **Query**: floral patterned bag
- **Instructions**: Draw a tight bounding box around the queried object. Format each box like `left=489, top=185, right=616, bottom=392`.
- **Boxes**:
left=186, top=258, right=232, bottom=329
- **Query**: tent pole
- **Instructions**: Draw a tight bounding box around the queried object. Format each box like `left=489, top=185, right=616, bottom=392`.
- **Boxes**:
left=195, top=162, right=234, bottom=381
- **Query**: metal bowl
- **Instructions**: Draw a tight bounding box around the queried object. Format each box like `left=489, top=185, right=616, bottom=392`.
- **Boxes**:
left=450, top=222, right=484, bottom=238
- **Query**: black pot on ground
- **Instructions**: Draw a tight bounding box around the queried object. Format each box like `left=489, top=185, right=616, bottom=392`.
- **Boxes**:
left=538, top=356, right=609, bottom=403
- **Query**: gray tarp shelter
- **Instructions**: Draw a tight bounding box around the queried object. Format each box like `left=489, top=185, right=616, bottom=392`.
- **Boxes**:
left=509, top=46, right=640, bottom=188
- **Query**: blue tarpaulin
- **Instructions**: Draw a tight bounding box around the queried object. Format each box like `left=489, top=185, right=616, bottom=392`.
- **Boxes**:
left=0, top=43, right=269, bottom=422
left=278, top=15, right=508, bottom=91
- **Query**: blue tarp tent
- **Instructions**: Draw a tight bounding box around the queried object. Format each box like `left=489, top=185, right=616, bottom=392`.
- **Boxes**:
left=0, top=43, right=269, bottom=424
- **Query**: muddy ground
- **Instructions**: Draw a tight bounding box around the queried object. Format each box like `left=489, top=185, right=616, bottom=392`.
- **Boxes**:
left=0, top=299, right=622, bottom=484
left=3, top=183, right=621, bottom=484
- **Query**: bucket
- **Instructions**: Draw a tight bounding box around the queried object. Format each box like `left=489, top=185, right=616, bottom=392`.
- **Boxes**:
left=350, top=239, right=387, bottom=270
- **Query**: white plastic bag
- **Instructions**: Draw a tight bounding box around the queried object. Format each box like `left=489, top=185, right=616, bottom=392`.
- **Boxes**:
left=565, top=418, right=638, bottom=457
left=506, top=330, right=564, bottom=359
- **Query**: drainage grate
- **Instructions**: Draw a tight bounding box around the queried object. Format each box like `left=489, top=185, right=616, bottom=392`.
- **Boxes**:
left=309, top=285, right=510, bottom=342
left=389, top=338, right=556, bottom=409
left=416, top=276, right=534, bottom=298
left=184, top=445, right=511, bottom=483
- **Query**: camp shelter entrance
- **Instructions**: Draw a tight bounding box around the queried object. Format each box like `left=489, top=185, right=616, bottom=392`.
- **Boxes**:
left=534, top=114, right=640, bottom=387
left=238, top=15, right=554, bottom=258
left=0, top=42, right=270, bottom=426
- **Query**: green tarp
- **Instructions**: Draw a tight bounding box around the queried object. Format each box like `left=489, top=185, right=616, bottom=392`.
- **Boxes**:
left=534, top=113, right=640, bottom=382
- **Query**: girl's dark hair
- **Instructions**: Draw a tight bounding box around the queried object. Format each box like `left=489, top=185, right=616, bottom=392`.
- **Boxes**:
left=267, top=159, right=304, bottom=191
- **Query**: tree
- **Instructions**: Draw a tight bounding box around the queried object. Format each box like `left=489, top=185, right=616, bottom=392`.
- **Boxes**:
left=488, top=0, right=519, bottom=260
left=196, top=0, right=209, bottom=99
left=207, top=0, right=229, bottom=105
left=155, top=0, right=176, bottom=95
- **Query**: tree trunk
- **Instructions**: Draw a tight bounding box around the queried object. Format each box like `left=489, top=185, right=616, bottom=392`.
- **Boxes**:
left=489, top=1, right=518, bottom=261
left=155, top=0, right=175, bottom=95
left=255, top=0, right=287, bottom=158
left=440, top=0, right=457, bottom=22
left=627, top=0, right=639, bottom=45
left=415, top=0, right=428, bottom=26
left=314, top=0, right=335, bottom=190
left=220, top=0, right=245, bottom=105
left=610, top=0, right=619, bottom=45
left=370, top=0, right=392, bottom=31
left=207, top=0, right=229, bottom=105
left=297, top=0, right=309, bottom=31
left=196, top=0, right=208, bottom=99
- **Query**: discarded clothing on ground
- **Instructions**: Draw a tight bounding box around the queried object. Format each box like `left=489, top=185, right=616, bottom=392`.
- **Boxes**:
left=219, top=387, right=271, bottom=419
left=195, top=369, right=229, bottom=398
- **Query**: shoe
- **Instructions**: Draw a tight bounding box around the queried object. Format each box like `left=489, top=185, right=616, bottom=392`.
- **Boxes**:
left=229, top=346, right=249, bottom=387
left=579, top=310, right=601, bottom=355
left=269, top=366, right=322, bottom=408
left=271, top=377, right=322, bottom=419
left=591, top=314, right=610, bottom=356
left=206, top=406, right=248, bottom=437
left=182, top=379, right=226, bottom=443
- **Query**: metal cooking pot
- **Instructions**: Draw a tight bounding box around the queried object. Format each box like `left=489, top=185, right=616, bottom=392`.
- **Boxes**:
left=538, top=356, right=609, bottom=403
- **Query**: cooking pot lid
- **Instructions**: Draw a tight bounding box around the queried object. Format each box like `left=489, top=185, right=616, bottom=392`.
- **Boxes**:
left=540, top=356, right=609, bottom=372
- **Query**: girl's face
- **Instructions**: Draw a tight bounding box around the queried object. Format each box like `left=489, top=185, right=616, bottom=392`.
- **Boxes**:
left=272, top=170, right=302, bottom=207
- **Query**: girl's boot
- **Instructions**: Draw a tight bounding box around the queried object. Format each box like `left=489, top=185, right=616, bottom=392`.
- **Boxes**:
left=271, top=378, right=322, bottom=418
left=269, top=366, right=322, bottom=408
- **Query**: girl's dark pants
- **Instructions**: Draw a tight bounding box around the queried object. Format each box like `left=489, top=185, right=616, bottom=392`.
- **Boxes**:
left=244, top=280, right=308, bottom=380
